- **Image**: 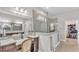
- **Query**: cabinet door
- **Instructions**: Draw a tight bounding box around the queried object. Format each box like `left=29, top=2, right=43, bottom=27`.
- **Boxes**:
left=0, top=47, right=3, bottom=52
left=39, top=35, right=51, bottom=52
left=51, top=33, right=58, bottom=51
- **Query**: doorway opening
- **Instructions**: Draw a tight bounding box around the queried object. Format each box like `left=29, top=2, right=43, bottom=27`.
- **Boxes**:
left=65, top=21, right=78, bottom=40
left=66, top=24, right=77, bottom=39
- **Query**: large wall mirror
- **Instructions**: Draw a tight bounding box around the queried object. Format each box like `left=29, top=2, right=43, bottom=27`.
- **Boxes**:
left=0, top=22, right=23, bottom=32
left=11, top=23, right=22, bottom=31
left=33, top=9, right=48, bottom=32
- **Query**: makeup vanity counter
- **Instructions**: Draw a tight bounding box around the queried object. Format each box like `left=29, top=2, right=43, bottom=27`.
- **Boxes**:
left=0, top=35, right=39, bottom=52
left=0, top=38, right=29, bottom=51
left=15, top=38, right=29, bottom=46
left=0, top=38, right=28, bottom=47
left=0, top=39, right=16, bottom=46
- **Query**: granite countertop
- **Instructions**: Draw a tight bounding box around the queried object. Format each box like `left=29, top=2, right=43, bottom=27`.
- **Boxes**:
left=0, top=38, right=29, bottom=46
left=0, top=39, right=16, bottom=46
left=6, top=31, right=24, bottom=33
left=15, top=38, right=29, bottom=46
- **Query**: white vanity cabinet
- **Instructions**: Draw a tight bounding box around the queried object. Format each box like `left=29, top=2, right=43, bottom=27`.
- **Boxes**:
left=39, top=35, right=51, bottom=52
left=51, top=32, right=59, bottom=51
left=36, top=32, right=59, bottom=52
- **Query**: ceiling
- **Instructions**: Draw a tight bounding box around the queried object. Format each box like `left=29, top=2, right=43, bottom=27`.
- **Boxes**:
left=0, top=7, right=79, bottom=17
left=0, top=7, right=33, bottom=19
left=48, top=7, right=79, bottom=16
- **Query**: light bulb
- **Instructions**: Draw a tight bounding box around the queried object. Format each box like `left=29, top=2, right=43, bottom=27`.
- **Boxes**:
left=16, top=7, right=19, bottom=11
left=46, top=7, right=48, bottom=9
left=20, top=8, right=24, bottom=13
left=24, top=10, right=27, bottom=14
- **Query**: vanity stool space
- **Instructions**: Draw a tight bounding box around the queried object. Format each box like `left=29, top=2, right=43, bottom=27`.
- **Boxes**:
left=28, top=35, right=39, bottom=52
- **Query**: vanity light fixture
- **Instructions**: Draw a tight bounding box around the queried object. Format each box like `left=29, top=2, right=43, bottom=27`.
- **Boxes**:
left=15, top=21, right=23, bottom=24
left=15, top=7, right=29, bottom=16
left=24, top=10, right=27, bottom=14
left=0, top=20, right=11, bottom=23
left=16, top=7, right=19, bottom=11
left=46, top=7, right=48, bottom=9
left=37, top=15, right=47, bottom=22
left=20, top=8, right=24, bottom=13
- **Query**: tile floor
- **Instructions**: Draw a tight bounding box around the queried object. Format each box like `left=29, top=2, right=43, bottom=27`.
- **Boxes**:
left=55, top=38, right=79, bottom=52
